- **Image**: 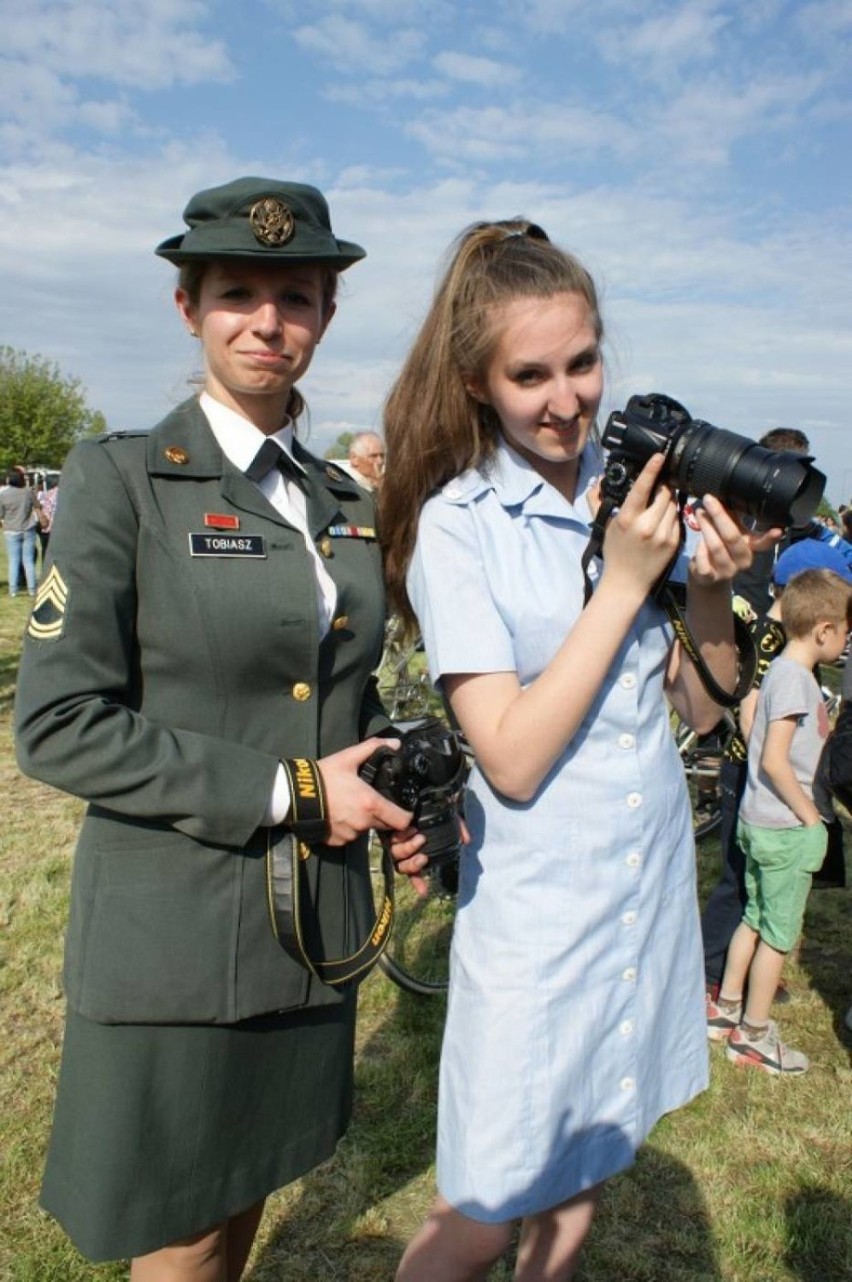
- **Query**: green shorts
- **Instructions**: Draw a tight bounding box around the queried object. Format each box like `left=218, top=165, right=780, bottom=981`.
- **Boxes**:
left=737, top=818, right=827, bottom=952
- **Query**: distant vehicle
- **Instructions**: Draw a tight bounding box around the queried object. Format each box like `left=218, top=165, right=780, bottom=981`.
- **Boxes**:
left=23, top=467, right=61, bottom=490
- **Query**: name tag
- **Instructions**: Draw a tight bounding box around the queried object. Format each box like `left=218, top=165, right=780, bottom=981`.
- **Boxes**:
left=189, top=533, right=266, bottom=558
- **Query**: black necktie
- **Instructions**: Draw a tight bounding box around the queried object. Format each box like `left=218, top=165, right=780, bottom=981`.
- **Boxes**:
left=245, top=438, right=307, bottom=493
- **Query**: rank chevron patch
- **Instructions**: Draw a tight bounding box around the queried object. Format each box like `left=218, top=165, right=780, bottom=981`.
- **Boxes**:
left=27, top=565, right=69, bottom=641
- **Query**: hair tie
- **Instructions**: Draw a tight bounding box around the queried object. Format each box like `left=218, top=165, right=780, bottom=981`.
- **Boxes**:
left=501, top=221, right=550, bottom=243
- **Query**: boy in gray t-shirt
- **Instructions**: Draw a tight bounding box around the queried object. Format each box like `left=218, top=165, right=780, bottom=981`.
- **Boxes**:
left=709, top=569, right=851, bottom=1075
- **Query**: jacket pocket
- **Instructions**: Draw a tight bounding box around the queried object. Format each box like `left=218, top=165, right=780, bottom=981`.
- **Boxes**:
left=74, top=832, right=239, bottom=1022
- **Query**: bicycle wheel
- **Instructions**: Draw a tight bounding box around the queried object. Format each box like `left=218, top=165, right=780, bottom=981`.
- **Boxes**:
left=370, top=838, right=457, bottom=996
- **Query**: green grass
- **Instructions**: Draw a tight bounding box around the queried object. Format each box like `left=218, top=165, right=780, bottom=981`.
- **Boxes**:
left=1, top=546, right=850, bottom=1280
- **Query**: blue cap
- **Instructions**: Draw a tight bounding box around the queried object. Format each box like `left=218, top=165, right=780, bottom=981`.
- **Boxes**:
left=774, top=538, right=852, bottom=586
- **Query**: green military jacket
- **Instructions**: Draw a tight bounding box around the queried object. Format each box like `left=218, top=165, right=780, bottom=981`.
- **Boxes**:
left=15, top=398, right=390, bottom=1024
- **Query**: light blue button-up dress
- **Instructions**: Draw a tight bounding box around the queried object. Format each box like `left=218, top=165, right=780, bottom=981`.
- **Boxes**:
left=408, top=438, right=708, bottom=1222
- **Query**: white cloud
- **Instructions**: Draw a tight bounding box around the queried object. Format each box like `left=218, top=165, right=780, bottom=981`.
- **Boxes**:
left=432, top=50, right=520, bottom=87
left=405, top=102, right=635, bottom=166
left=796, top=0, right=852, bottom=38
left=293, top=14, right=426, bottom=74
left=325, top=77, right=449, bottom=105
left=599, top=1, right=732, bottom=74
left=501, top=0, right=595, bottom=36
left=647, top=71, right=826, bottom=167
left=1, top=0, right=234, bottom=89
left=268, top=0, right=455, bottom=22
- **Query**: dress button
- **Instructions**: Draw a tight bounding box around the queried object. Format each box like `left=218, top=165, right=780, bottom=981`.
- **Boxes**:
left=622, top=966, right=637, bottom=981
left=618, top=733, right=635, bottom=749
left=619, top=1019, right=634, bottom=1036
left=622, top=910, right=637, bottom=925
left=625, top=851, right=641, bottom=868
left=620, top=673, right=637, bottom=689
left=620, top=1076, right=635, bottom=1092
left=292, top=682, right=312, bottom=702
left=626, top=792, right=642, bottom=808
left=331, top=615, right=349, bottom=631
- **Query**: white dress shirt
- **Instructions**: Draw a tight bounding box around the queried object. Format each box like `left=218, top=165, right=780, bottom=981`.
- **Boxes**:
left=200, top=392, right=339, bottom=824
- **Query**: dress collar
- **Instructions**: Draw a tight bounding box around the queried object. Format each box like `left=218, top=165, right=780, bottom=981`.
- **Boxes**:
left=443, top=435, right=602, bottom=524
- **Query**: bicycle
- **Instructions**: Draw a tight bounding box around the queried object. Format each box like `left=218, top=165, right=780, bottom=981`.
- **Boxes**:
left=374, top=638, right=845, bottom=989
left=672, top=679, right=842, bottom=844
left=370, top=839, right=458, bottom=996
left=673, top=711, right=736, bottom=842
left=376, top=616, right=432, bottom=721
left=370, top=620, right=459, bottom=996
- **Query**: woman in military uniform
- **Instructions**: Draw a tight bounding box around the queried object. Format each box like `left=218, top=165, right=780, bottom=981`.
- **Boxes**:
left=15, top=178, right=424, bottom=1280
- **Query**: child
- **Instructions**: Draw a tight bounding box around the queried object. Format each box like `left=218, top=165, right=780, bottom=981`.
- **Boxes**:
left=708, top=569, right=852, bottom=1074
left=702, top=540, right=852, bottom=997
left=380, top=219, right=764, bottom=1281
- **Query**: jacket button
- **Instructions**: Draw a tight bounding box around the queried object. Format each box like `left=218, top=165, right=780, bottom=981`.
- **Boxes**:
left=332, top=614, right=349, bottom=631
left=292, top=682, right=312, bottom=701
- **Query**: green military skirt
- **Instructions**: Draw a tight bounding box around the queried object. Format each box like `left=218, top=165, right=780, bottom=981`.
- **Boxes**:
left=40, top=994, right=357, bottom=1262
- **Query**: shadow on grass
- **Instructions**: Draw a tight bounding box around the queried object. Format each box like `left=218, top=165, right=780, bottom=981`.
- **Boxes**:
left=784, top=1184, right=852, bottom=1282
left=578, top=1146, right=722, bottom=1282
left=246, top=981, right=444, bottom=1282
left=250, top=982, right=724, bottom=1282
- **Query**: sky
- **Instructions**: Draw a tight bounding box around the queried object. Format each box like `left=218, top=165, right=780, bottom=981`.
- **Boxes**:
left=2, top=0, right=851, bottom=502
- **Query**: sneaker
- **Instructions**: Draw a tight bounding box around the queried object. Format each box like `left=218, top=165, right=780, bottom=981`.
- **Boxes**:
left=726, top=1020, right=809, bottom=1075
left=707, top=994, right=742, bottom=1041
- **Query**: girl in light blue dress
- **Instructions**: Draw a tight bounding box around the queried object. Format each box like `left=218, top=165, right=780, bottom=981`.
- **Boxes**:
left=380, top=220, right=770, bottom=1281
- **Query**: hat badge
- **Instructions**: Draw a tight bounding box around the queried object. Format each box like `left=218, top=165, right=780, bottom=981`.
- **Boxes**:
left=249, top=198, right=295, bottom=247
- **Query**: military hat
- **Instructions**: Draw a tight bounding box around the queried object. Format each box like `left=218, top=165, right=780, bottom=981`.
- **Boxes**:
left=155, top=177, right=366, bottom=269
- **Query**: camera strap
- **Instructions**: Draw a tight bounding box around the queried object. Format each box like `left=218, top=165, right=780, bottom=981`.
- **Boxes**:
left=656, top=580, right=757, bottom=707
left=581, top=500, right=756, bottom=708
left=580, top=494, right=618, bottom=605
left=266, top=830, right=394, bottom=986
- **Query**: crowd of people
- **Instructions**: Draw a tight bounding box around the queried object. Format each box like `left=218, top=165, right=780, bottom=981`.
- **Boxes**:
left=0, top=467, right=59, bottom=597
left=8, top=176, right=852, bottom=1282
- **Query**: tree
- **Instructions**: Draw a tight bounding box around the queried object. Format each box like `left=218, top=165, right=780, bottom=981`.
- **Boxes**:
left=324, top=431, right=354, bottom=461
left=0, top=347, right=108, bottom=471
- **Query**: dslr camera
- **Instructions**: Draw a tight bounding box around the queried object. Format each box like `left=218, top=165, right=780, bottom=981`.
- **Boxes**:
left=360, top=717, right=468, bottom=866
left=601, top=393, right=825, bottom=528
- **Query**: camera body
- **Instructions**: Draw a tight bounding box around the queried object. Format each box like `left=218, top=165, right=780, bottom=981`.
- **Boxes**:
left=359, top=717, right=468, bottom=866
left=601, top=393, right=825, bottom=529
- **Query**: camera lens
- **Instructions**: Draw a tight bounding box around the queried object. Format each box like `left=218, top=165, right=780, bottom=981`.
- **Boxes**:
left=670, top=422, right=825, bottom=528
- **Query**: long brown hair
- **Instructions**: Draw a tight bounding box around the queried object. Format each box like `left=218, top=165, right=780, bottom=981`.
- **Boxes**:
left=177, top=260, right=339, bottom=426
left=380, top=219, right=603, bottom=631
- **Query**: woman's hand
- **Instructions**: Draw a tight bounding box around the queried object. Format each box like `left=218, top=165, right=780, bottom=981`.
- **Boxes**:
left=318, top=739, right=424, bottom=848
left=600, top=454, right=682, bottom=595
left=688, top=494, right=781, bottom=589
left=384, top=815, right=469, bottom=900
